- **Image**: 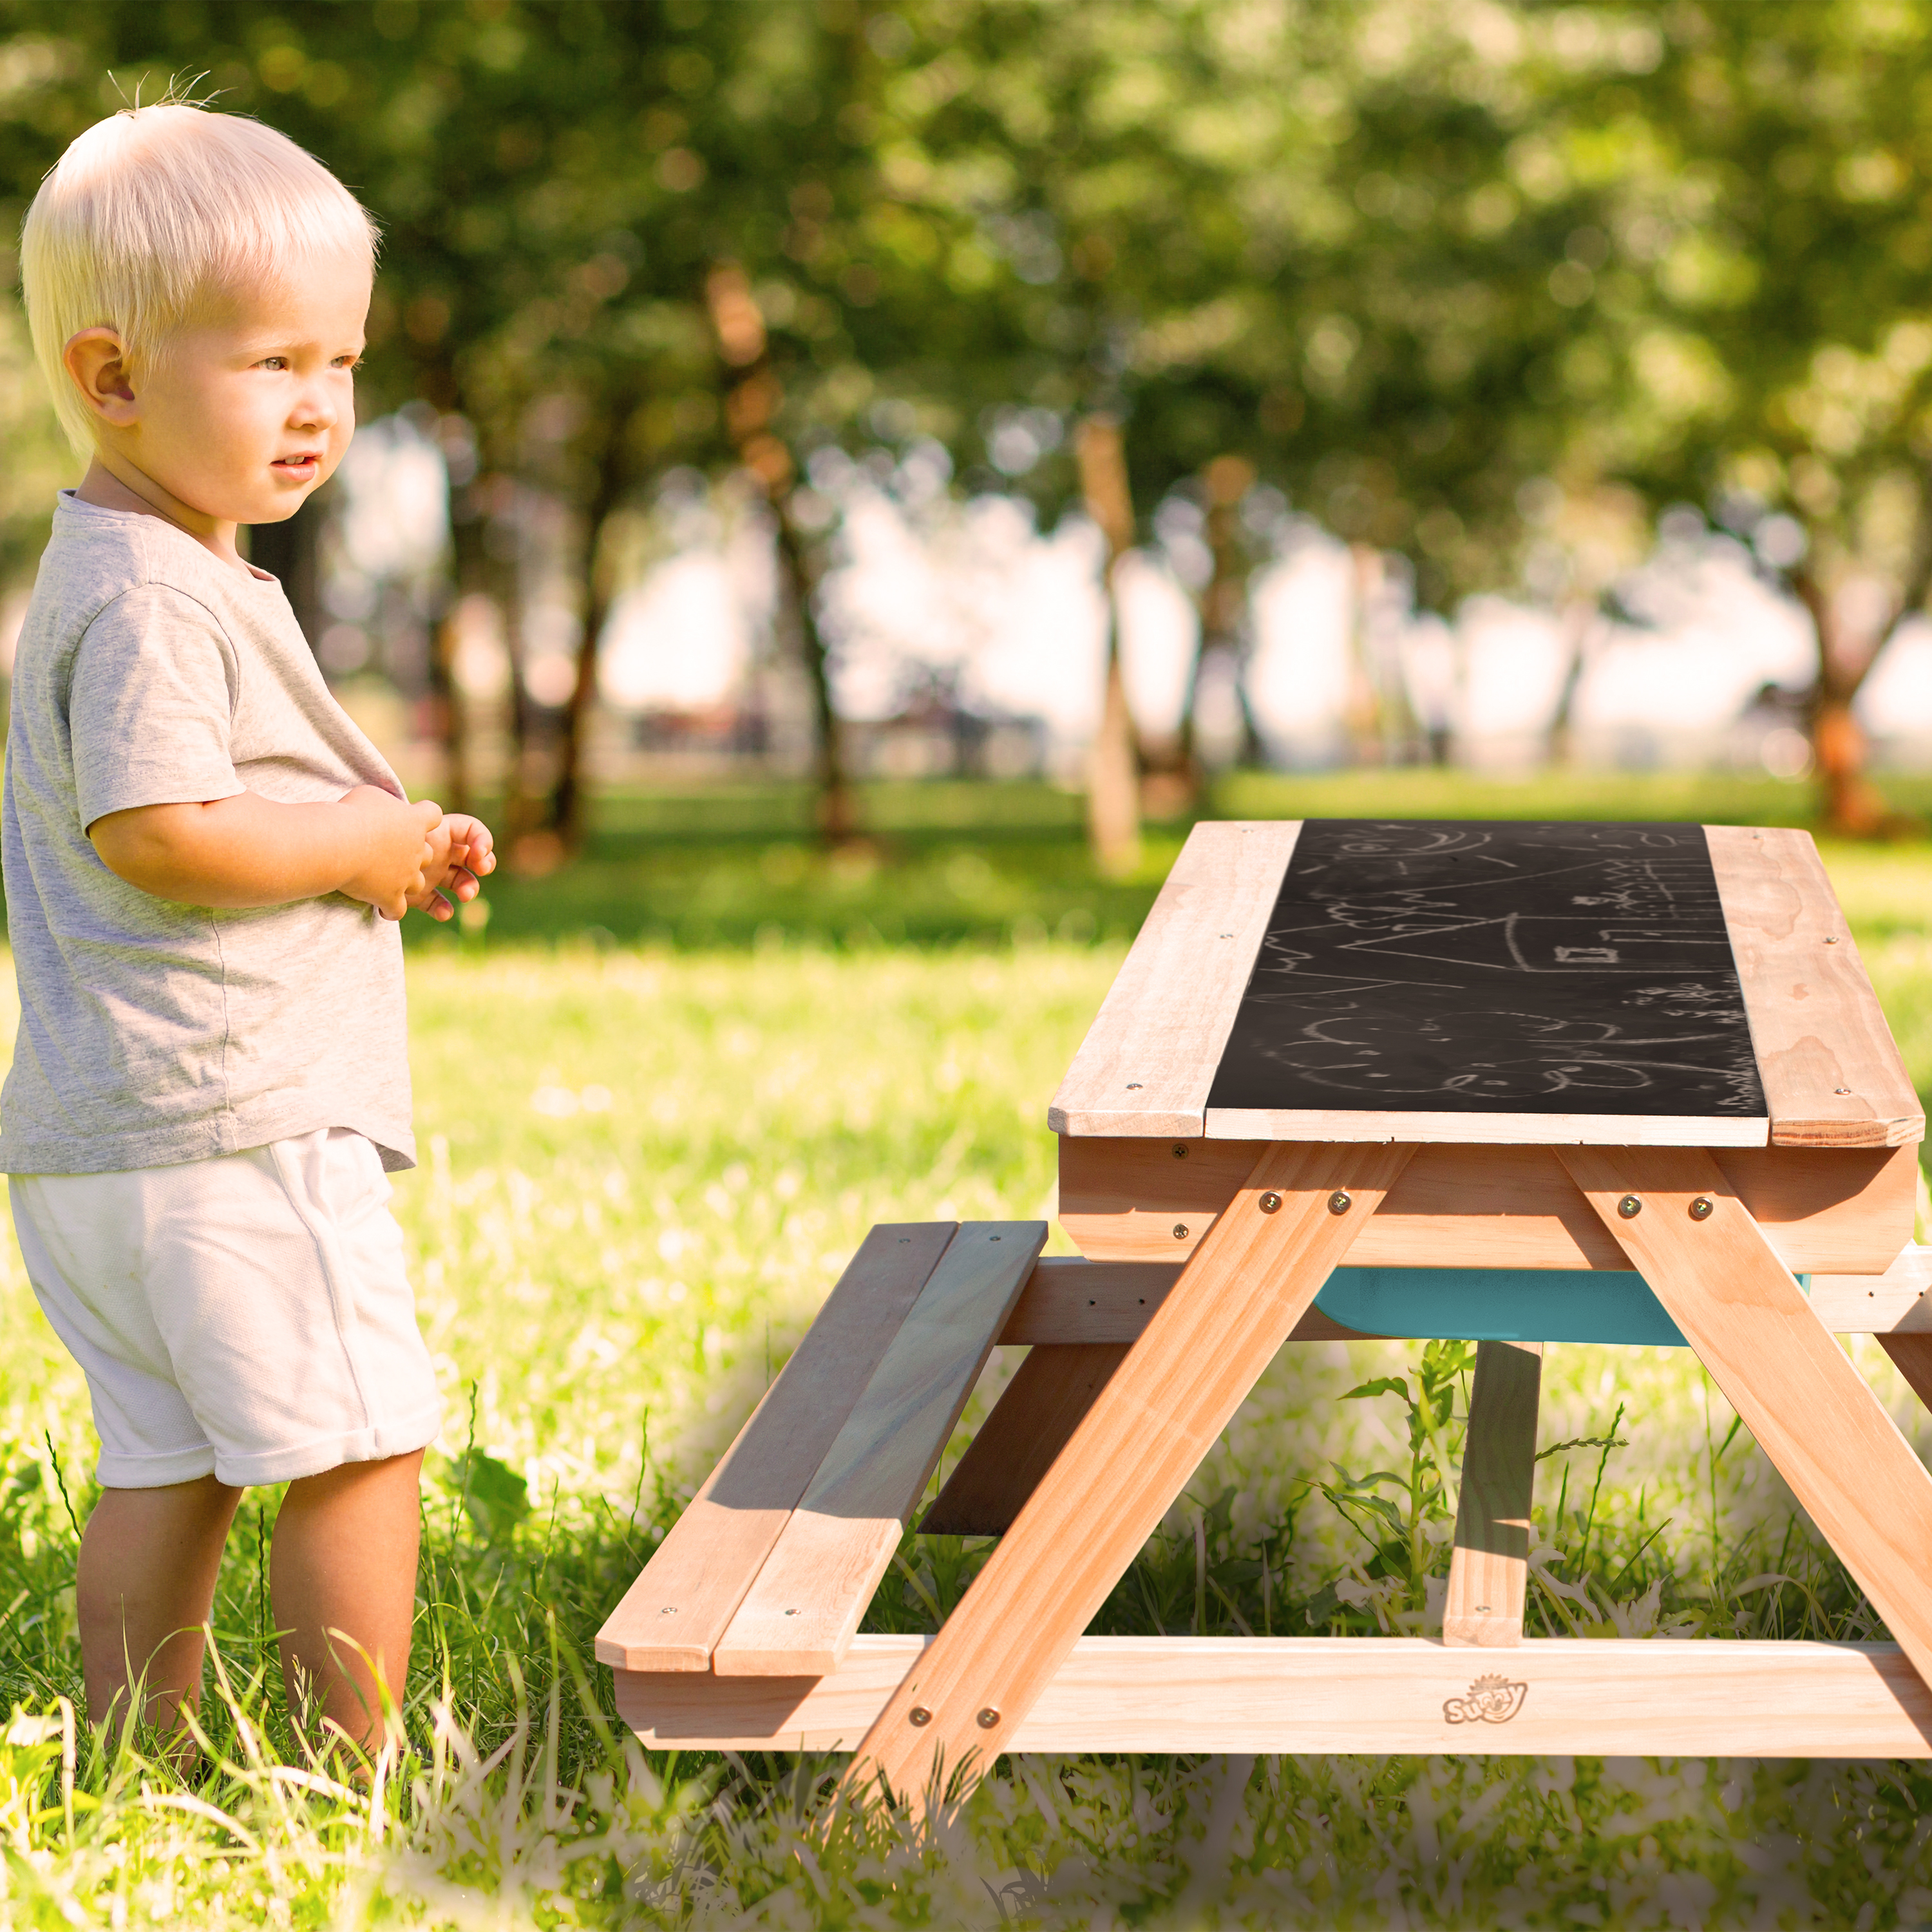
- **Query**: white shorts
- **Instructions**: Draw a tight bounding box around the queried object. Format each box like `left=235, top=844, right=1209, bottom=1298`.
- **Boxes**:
left=12, top=1127, right=442, bottom=1489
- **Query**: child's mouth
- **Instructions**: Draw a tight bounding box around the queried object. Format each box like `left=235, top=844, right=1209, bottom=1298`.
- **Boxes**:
left=272, top=455, right=319, bottom=479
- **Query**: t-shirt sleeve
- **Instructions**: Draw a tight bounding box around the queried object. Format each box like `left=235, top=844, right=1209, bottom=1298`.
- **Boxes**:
left=68, top=585, right=247, bottom=830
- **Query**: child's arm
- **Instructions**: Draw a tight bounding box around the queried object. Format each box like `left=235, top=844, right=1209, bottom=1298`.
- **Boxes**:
left=90, top=785, right=453, bottom=920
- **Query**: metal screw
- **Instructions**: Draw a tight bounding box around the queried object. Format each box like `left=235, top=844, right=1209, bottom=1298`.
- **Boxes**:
left=1834, top=1087, right=1852, bottom=1095
left=909, top=1707, right=932, bottom=1727
left=1617, top=1195, right=1642, bottom=1219
left=1689, top=1197, right=1714, bottom=1221
left=1126, top=1082, right=1142, bottom=1090
left=1474, top=1604, right=1491, bottom=1614
left=1173, top=1144, right=1188, bottom=1159
left=1259, top=1191, right=1282, bottom=1214
left=1825, top=936, right=1840, bottom=945
left=1328, top=1190, right=1352, bottom=1215
left=976, top=1707, right=1001, bottom=1729
left=1220, top=933, right=1233, bottom=938
left=658, top=1606, right=677, bottom=1616
left=785, top=1608, right=799, bottom=1616
left=1173, top=1223, right=1188, bottom=1240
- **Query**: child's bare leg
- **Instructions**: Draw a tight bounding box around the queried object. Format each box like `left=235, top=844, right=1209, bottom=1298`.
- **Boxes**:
left=270, top=1450, right=423, bottom=1752
left=78, top=1474, right=242, bottom=1739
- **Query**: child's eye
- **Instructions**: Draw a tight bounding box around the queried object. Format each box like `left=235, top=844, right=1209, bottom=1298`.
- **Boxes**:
left=258, top=355, right=290, bottom=370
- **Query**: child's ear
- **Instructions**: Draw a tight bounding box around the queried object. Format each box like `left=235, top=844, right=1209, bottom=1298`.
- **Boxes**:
left=63, top=328, right=139, bottom=428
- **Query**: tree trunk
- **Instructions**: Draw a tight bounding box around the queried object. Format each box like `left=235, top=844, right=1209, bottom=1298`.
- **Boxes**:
left=1178, top=453, right=1260, bottom=786
left=1347, top=544, right=1421, bottom=765
left=1075, top=415, right=1141, bottom=877
left=1792, top=569, right=1893, bottom=837
left=1543, top=598, right=1601, bottom=767
left=551, top=406, right=639, bottom=851
left=706, top=262, right=855, bottom=846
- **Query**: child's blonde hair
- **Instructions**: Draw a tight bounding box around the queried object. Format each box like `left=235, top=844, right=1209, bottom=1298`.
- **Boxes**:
left=21, top=101, right=380, bottom=455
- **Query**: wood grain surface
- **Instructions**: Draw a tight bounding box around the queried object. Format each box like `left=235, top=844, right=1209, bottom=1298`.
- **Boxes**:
left=1706, top=825, right=1925, bottom=1148
left=712, top=1222, right=1045, bottom=1678
left=998, top=1256, right=1370, bottom=1345
left=1047, top=820, right=1301, bottom=1137
left=594, top=1223, right=956, bottom=1671
left=1443, top=1340, right=1542, bottom=1647
left=1058, top=1136, right=1915, bottom=1276
left=616, top=1633, right=1932, bottom=1758
left=920, top=1343, right=1130, bottom=1537
left=839, top=1140, right=1416, bottom=1803
left=1560, top=1144, right=1932, bottom=1692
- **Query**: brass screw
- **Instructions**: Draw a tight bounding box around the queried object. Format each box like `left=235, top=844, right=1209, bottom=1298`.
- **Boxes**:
left=976, top=1707, right=1001, bottom=1729
left=1259, top=1191, right=1282, bottom=1214
left=1689, top=1197, right=1714, bottom=1221
left=909, top=1707, right=932, bottom=1727
left=1173, top=1223, right=1189, bottom=1240
left=1617, top=1195, right=1642, bottom=1219
left=1328, top=1190, right=1352, bottom=1215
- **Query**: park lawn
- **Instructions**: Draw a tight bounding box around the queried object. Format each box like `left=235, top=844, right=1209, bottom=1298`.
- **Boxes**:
left=1, top=788, right=1931, bottom=1922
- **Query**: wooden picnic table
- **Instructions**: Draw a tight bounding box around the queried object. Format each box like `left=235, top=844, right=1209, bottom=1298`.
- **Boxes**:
left=600, top=819, right=1932, bottom=1792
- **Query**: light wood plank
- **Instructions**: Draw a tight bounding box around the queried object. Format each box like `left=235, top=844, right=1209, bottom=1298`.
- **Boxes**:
left=999, top=1256, right=1370, bottom=1345
left=1443, top=1341, right=1542, bottom=1647
left=1059, top=1136, right=1915, bottom=1276
left=1706, top=824, right=1924, bottom=1148
left=1046, top=820, right=1300, bottom=1137
left=594, top=1224, right=957, bottom=1671
left=712, top=1222, right=1046, bottom=1678
left=921, top=1343, right=1130, bottom=1537
left=1205, top=1107, right=1768, bottom=1147
left=1559, top=1145, right=1932, bottom=1694
left=840, top=1140, right=1416, bottom=1803
left=616, top=1633, right=1932, bottom=1758
left=1006, top=1249, right=1932, bottom=1346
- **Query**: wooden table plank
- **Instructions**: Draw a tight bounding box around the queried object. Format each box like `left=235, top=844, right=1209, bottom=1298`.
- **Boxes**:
left=711, top=1222, right=1046, bottom=1678
left=617, top=1633, right=1932, bottom=1758
left=1204, top=1106, right=1767, bottom=1146
left=1443, top=1340, right=1542, bottom=1647
left=839, top=1140, right=1415, bottom=1803
left=1059, top=1136, right=1915, bottom=1276
left=1706, top=824, right=1925, bottom=1148
left=594, top=1223, right=957, bottom=1671
left=1560, top=1144, right=1932, bottom=1693
left=1047, top=820, right=1301, bottom=1137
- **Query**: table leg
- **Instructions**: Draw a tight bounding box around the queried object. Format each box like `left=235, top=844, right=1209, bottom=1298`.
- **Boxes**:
left=1879, top=1334, right=1932, bottom=1417
left=840, top=1139, right=1416, bottom=1806
left=1443, top=1340, right=1542, bottom=1647
left=1561, top=1146, right=1932, bottom=1691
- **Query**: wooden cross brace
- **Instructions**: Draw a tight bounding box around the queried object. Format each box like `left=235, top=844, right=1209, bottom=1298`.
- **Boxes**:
left=838, top=1141, right=1932, bottom=1804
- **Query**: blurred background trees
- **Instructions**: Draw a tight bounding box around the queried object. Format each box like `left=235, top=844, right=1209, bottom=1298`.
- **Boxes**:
left=3, top=0, right=1931, bottom=855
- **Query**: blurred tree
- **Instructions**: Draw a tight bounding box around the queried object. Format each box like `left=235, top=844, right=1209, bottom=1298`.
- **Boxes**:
left=1511, top=0, right=1932, bottom=833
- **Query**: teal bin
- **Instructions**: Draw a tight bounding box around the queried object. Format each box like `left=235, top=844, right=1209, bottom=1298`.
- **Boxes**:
left=1312, top=1267, right=1814, bottom=1347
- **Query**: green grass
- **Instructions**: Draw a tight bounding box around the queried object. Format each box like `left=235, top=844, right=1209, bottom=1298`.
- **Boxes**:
left=5, top=782, right=1932, bottom=1922
left=406, top=766, right=1932, bottom=951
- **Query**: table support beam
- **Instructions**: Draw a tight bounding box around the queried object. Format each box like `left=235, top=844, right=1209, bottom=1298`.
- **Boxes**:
left=838, top=1139, right=1417, bottom=1808
left=1443, top=1340, right=1542, bottom=1648
left=1560, top=1146, right=1932, bottom=1696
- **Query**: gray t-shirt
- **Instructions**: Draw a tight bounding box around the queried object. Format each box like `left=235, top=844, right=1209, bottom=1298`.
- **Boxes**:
left=0, top=493, right=415, bottom=1175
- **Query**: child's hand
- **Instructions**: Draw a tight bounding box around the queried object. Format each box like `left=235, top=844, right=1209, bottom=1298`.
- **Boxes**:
left=336, top=786, right=447, bottom=921
left=408, top=813, right=497, bottom=922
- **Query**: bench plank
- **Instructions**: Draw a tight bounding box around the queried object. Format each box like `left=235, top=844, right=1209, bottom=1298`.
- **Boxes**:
left=711, top=1221, right=1046, bottom=1677
left=1706, top=825, right=1924, bottom=1148
left=592, top=1222, right=957, bottom=1671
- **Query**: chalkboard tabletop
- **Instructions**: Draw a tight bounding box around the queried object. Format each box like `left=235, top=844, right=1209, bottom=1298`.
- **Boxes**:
left=1050, top=820, right=1922, bottom=1150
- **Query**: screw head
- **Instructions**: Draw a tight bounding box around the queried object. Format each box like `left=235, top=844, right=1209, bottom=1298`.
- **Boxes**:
left=658, top=1605, right=677, bottom=1616
left=1258, top=1191, right=1283, bottom=1214
left=1689, top=1196, right=1714, bottom=1221
left=1834, top=1086, right=1852, bottom=1096
left=1617, top=1195, right=1642, bottom=1219
left=1824, top=935, right=1840, bottom=944
left=1126, top=1082, right=1142, bottom=1090
left=784, top=1607, right=799, bottom=1616
left=908, top=1706, right=932, bottom=1727
left=1172, top=1144, right=1188, bottom=1159
left=976, top=1707, right=1001, bottom=1730
left=1172, top=1223, right=1189, bottom=1240
left=1327, top=1190, right=1352, bottom=1215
